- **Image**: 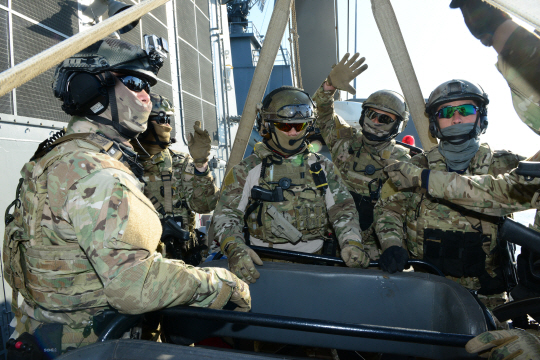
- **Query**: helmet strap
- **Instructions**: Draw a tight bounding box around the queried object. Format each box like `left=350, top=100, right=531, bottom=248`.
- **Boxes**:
left=88, top=72, right=140, bottom=140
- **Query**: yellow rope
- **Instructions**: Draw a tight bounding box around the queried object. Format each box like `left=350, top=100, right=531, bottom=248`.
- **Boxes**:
left=0, top=0, right=170, bottom=98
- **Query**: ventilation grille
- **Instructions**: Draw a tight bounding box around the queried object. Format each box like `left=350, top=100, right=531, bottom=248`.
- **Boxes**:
left=13, top=16, right=69, bottom=122
left=178, top=40, right=200, bottom=97
left=176, top=0, right=217, bottom=145
left=12, top=0, right=78, bottom=37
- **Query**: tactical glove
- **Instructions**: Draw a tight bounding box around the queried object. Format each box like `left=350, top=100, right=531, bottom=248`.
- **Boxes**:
left=341, top=240, right=370, bottom=268
left=327, top=53, right=368, bottom=95
left=384, top=162, right=426, bottom=190
left=466, top=329, right=540, bottom=359
left=224, top=239, right=263, bottom=284
left=449, top=0, right=511, bottom=47
left=209, top=267, right=252, bottom=311
left=379, top=246, right=409, bottom=274
left=188, top=120, right=212, bottom=165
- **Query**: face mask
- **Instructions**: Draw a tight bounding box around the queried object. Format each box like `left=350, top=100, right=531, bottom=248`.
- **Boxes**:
left=99, top=77, right=152, bottom=136
left=362, top=117, right=395, bottom=139
left=438, top=123, right=481, bottom=171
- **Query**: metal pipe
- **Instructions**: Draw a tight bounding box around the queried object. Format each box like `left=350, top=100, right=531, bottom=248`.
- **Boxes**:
left=97, top=314, right=142, bottom=342
left=370, top=0, right=438, bottom=150
left=249, top=245, right=445, bottom=276
left=159, top=306, right=474, bottom=347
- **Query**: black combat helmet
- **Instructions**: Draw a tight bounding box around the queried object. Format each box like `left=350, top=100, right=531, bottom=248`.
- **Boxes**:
left=52, top=37, right=164, bottom=139
left=426, top=79, right=489, bottom=141
left=140, top=94, right=176, bottom=149
left=360, top=90, right=409, bottom=141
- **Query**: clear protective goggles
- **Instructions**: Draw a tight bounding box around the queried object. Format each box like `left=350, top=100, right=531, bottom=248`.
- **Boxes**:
left=266, top=104, right=314, bottom=119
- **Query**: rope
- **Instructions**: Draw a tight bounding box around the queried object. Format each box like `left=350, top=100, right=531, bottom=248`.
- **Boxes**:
left=370, top=0, right=438, bottom=150
left=290, top=0, right=302, bottom=89
left=0, top=0, right=170, bottom=98
left=223, top=0, right=293, bottom=178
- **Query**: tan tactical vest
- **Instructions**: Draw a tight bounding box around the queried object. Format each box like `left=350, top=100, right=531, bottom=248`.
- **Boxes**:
left=3, top=134, right=135, bottom=314
left=245, top=144, right=330, bottom=244
left=142, top=149, right=195, bottom=234
left=404, top=144, right=521, bottom=293
left=338, top=136, right=409, bottom=198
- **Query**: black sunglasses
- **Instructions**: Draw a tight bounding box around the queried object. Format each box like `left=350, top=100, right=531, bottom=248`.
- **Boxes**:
left=365, top=108, right=395, bottom=124
left=116, top=75, right=151, bottom=94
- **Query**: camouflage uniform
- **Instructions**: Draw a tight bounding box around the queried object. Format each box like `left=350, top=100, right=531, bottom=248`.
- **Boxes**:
left=375, top=143, right=524, bottom=307
left=136, top=148, right=218, bottom=258
left=3, top=116, right=245, bottom=350
left=214, top=142, right=363, bottom=255
left=417, top=26, right=540, bottom=218
left=312, top=84, right=410, bottom=259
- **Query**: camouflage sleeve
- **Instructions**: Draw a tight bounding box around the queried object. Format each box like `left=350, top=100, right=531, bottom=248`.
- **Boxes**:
left=175, top=153, right=219, bottom=214
left=496, top=27, right=540, bottom=133
left=374, top=190, right=413, bottom=252
left=322, top=158, right=362, bottom=246
left=426, top=169, right=539, bottom=216
left=213, top=164, right=250, bottom=250
left=313, top=83, right=346, bottom=150
left=66, top=169, right=232, bottom=314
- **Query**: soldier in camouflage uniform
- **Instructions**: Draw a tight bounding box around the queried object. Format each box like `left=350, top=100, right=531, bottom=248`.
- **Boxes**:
left=3, top=38, right=250, bottom=354
left=131, top=94, right=218, bottom=265
left=311, top=53, right=412, bottom=260
left=213, top=86, right=369, bottom=284
left=375, top=79, right=525, bottom=309
left=384, top=3, right=540, bottom=356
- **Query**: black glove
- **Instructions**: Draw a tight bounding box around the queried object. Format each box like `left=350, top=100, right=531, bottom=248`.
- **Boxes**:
left=449, top=0, right=511, bottom=46
left=379, top=246, right=409, bottom=274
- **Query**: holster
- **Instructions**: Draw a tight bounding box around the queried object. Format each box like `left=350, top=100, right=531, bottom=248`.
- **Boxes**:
left=350, top=191, right=375, bottom=231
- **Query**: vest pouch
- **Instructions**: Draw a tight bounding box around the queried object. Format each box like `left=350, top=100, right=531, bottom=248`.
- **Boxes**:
left=350, top=191, right=375, bottom=231
left=423, top=228, right=487, bottom=278
left=294, top=200, right=327, bottom=233
left=23, top=245, right=107, bottom=311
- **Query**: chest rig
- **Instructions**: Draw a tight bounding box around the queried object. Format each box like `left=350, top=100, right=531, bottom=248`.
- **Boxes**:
left=143, top=151, right=193, bottom=229
left=3, top=132, right=136, bottom=317
left=345, top=138, right=397, bottom=231
left=244, top=149, right=330, bottom=245
left=409, top=145, right=508, bottom=295
left=142, top=150, right=202, bottom=264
